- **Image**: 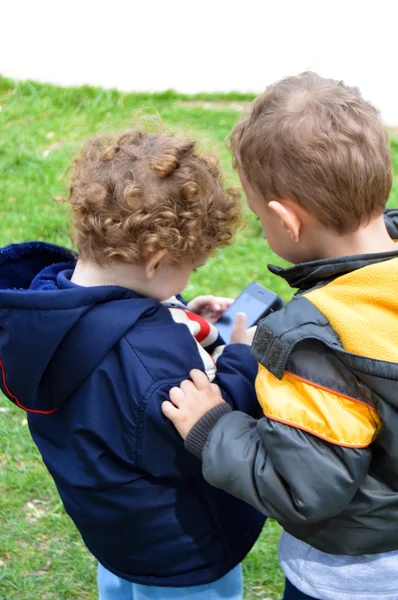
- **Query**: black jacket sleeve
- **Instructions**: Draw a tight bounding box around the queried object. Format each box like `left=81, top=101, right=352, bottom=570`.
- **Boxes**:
left=185, top=341, right=378, bottom=525
left=198, top=411, right=372, bottom=525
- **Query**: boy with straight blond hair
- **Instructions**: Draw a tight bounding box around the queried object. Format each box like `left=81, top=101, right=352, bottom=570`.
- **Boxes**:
left=163, top=72, right=398, bottom=600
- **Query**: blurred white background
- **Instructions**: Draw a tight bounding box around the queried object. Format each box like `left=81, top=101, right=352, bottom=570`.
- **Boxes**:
left=1, top=0, right=398, bottom=124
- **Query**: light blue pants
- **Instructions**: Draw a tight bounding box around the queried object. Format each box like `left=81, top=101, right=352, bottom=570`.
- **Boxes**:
left=98, top=562, right=243, bottom=600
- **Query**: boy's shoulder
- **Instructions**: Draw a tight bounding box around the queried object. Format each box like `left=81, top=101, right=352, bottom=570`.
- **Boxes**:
left=259, top=219, right=398, bottom=379
left=253, top=247, right=398, bottom=410
left=252, top=295, right=341, bottom=380
left=251, top=291, right=383, bottom=453
left=122, top=302, right=209, bottom=384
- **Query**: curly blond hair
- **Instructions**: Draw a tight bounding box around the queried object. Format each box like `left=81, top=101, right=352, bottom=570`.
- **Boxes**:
left=64, top=131, right=241, bottom=265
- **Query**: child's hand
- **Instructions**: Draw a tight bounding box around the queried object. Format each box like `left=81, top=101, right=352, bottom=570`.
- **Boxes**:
left=187, top=295, right=233, bottom=323
left=230, top=313, right=256, bottom=346
left=162, top=370, right=226, bottom=439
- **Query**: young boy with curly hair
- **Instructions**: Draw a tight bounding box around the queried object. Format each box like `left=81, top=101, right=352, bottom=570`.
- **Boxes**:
left=163, top=73, right=398, bottom=600
left=0, top=131, right=265, bottom=599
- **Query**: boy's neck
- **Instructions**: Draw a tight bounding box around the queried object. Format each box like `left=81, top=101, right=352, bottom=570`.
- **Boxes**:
left=309, top=214, right=397, bottom=261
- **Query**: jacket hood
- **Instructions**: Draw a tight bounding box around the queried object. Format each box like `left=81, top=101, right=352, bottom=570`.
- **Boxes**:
left=0, top=242, right=158, bottom=413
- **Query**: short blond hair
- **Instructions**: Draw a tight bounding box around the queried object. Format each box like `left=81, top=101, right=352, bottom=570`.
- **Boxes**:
left=231, top=72, right=392, bottom=232
left=64, top=131, right=241, bottom=265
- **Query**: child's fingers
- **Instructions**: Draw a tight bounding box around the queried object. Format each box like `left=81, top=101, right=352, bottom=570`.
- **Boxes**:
left=199, top=295, right=216, bottom=303
left=247, top=325, right=257, bottom=344
left=209, top=297, right=233, bottom=313
left=211, top=383, right=222, bottom=396
left=231, top=312, right=247, bottom=336
left=180, top=379, right=197, bottom=395
left=235, top=312, right=247, bottom=327
left=230, top=312, right=250, bottom=345
left=200, top=309, right=219, bottom=324
left=190, top=369, right=212, bottom=391
left=162, top=400, right=181, bottom=419
left=169, top=386, right=186, bottom=407
left=215, top=297, right=234, bottom=309
left=187, top=295, right=214, bottom=313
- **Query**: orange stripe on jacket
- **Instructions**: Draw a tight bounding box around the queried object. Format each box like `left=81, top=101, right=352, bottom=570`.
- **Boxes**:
left=255, top=365, right=381, bottom=448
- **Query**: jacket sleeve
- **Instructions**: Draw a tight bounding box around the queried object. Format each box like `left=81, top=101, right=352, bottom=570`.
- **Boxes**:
left=186, top=342, right=380, bottom=525
left=138, top=346, right=259, bottom=479
left=211, top=344, right=260, bottom=417
left=200, top=412, right=372, bottom=524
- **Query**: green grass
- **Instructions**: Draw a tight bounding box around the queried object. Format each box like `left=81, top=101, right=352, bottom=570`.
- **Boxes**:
left=0, top=74, right=398, bottom=600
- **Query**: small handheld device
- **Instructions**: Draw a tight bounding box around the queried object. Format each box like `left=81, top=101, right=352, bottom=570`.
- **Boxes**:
left=215, top=282, right=284, bottom=343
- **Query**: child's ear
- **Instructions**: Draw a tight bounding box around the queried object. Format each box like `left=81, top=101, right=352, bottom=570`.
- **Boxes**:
left=145, top=250, right=168, bottom=280
left=269, top=200, right=302, bottom=243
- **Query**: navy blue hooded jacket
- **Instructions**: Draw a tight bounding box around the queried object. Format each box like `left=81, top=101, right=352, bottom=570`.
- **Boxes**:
left=0, top=242, right=265, bottom=586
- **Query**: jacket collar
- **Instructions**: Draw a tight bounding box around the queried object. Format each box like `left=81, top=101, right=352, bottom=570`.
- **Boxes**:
left=269, top=248, right=398, bottom=291
left=270, top=208, right=398, bottom=291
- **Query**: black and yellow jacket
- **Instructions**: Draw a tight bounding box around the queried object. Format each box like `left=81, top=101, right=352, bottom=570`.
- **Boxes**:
left=185, top=208, right=398, bottom=556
